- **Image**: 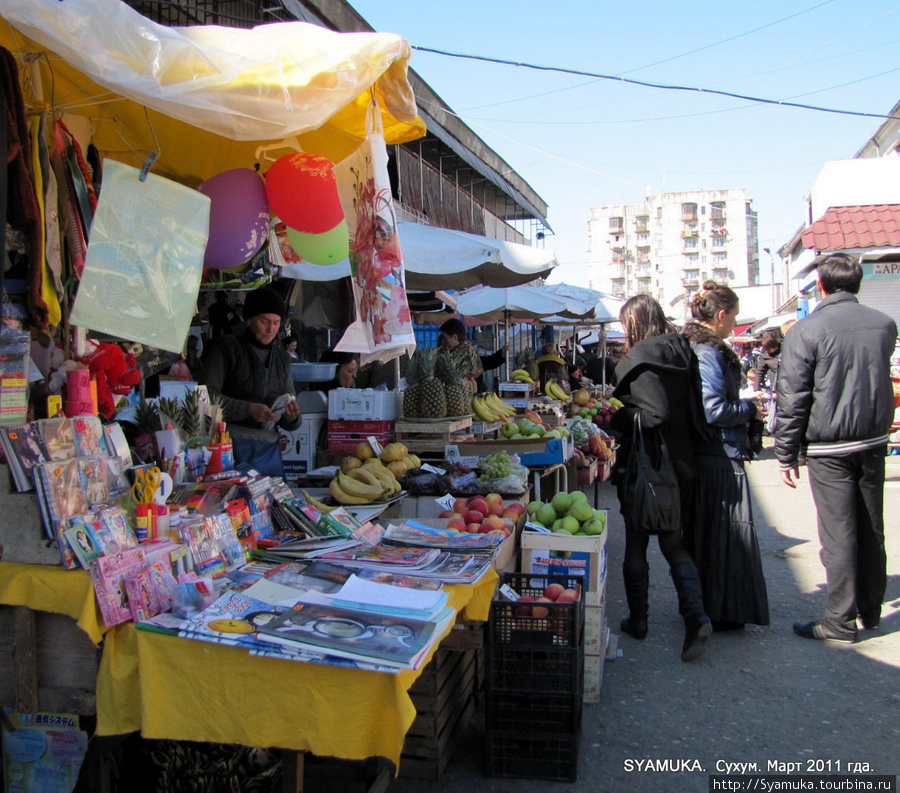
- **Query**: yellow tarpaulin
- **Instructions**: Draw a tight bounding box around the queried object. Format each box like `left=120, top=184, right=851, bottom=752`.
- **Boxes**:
left=0, top=0, right=425, bottom=184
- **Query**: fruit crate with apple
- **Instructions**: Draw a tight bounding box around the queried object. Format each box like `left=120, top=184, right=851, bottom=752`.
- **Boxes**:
left=485, top=729, right=579, bottom=782
left=488, top=572, right=585, bottom=648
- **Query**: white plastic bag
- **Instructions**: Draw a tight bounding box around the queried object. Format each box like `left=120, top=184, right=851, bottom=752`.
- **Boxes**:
left=69, top=160, right=209, bottom=353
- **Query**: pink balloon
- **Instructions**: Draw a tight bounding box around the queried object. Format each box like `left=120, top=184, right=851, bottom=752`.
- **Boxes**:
left=198, top=169, right=270, bottom=270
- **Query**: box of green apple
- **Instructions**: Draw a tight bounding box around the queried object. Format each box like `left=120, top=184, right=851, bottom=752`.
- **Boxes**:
left=520, top=491, right=608, bottom=593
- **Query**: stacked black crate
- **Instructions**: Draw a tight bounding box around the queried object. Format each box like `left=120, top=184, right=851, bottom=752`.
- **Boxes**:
left=484, top=572, right=585, bottom=782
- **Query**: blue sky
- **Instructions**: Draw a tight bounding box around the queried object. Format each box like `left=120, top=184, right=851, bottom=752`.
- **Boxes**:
left=349, top=0, right=900, bottom=288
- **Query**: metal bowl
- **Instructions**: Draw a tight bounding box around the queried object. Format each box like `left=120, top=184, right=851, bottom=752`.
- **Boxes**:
left=291, top=362, right=338, bottom=382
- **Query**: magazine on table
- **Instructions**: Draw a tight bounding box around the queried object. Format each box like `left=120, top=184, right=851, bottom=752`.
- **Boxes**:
left=0, top=421, right=49, bottom=491
left=263, top=560, right=354, bottom=594
left=329, top=574, right=449, bottom=619
left=382, top=521, right=504, bottom=553
left=255, top=601, right=449, bottom=669
left=313, top=544, right=441, bottom=570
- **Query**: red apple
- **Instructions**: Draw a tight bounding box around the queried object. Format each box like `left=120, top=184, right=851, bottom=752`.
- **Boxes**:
left=438, top=510, right=457, bottom=518
left=543, top=583, right=565, bottom=601
left=465, top=509, right=485, bottom=524
left=477, top=523, right=494, bottom=533
left=453, top=498, right=469, bottom=513
left=488, top=502, right=504, bottom=517
left=447, top=518, right=467, bottom=532
left=501, top=507, right=520, bottom=521
left=507, top=502, right=526, bottom=516
left=485, top=492, right=503, bottom=507
left=532, top=597, right=552, bottom=618
left=514, top=594, right=535, bottom=616
left=560, top=587, right=580, bottom=602
left=468, top=496, right=489, bottom=515
left=466, top=522, right=481, bottom=534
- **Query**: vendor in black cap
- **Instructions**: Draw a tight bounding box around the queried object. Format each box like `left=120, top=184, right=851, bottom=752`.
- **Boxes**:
left=199, top=286, right=300, bottom=478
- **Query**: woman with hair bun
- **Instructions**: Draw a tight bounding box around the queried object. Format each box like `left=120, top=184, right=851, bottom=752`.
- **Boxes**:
left=611, top=294, right=712, bottom=661
left=682, top=281, right=769, bottom=631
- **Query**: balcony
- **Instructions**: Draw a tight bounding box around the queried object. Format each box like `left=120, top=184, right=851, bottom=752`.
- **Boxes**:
left=681, top=230, right=699, bottom=239
left=681, top=212, right=698, bottom=222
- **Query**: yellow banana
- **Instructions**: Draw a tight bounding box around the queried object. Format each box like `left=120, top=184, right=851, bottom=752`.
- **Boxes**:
left=347, top=467, right=385, bottom=491
left=489, top=393, right=516, bottom=417
left=334, top=472, right=382, bottom=501
left=510, top=369, right=534, bottom=383
left=302, top=489, right=336, bottom=514
left=364, top=465, right=401, bottom=496
left=471, top=395, right=496, bottom=423
left=330, top=477, right=371, bottom=505
left=550, top=381, right=571, bottom=403
left=544, top=381, right=557, bottom=398
left=482, top=395, right=505, bottom=422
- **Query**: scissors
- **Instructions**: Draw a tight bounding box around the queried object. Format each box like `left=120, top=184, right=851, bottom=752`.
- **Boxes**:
left=131, top=467, right=162, bottom=505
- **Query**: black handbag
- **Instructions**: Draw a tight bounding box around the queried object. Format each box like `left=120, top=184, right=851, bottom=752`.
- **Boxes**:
left=622, top=412, right=680, bottom=534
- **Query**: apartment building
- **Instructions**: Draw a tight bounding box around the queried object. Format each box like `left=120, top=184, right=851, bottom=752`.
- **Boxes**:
left=587, top=189, right=759, bottom=318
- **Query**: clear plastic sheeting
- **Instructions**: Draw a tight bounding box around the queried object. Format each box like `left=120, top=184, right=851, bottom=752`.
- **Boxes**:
left=0, top=0, right=423, bottom=145
left=69, top=161, right=210, bottom=353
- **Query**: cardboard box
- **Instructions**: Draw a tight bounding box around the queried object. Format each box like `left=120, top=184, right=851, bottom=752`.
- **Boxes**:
left=328, top=388, right=402, bottom=421
left=455, top=436, right=573, bottom=466
left=520, top=526, right=608, bottom=593
left=584, top=602, right=607, bottom=654
left=278, top=413, right=326, bottom=477
left=583, top=638, right=608, bottom=704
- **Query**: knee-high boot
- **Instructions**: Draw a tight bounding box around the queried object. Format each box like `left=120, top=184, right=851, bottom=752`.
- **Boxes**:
left=670, top=561, right=712, bottom=662
left=620, top=563, right=649, bottom=639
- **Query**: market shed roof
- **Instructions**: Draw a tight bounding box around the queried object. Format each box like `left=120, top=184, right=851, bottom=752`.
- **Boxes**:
left=801, top=205, right=900, bottom=251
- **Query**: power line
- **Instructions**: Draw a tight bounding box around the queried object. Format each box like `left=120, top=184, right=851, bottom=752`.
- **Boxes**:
left=411, top=45, right=900, bottom=122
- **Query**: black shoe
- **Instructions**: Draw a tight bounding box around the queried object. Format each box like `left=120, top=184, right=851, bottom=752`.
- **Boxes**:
left=859, top=614, right=881, bottom=630
left=620, top=617, right=648, bottom=640
left=792, top=620, right=856, bottom=643
left=712, top=620, right=745, bottom=632
left=681, top=617, right=712, bottom=663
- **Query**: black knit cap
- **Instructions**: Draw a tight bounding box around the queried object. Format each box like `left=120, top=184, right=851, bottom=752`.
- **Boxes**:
left=242, top=287, right=285, bottom=321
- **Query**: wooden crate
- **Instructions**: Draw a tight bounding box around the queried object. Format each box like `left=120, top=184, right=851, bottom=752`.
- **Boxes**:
left=399, top=646, right=479, bottom=780
left=0, top=605, right=101, bottom=716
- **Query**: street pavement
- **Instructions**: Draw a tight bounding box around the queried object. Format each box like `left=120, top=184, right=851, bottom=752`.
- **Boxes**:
left=388, top=437, right=900, bottom=793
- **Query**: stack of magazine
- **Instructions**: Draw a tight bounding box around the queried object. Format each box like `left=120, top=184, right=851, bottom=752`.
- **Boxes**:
left=139, top=558, right=455, bottom=670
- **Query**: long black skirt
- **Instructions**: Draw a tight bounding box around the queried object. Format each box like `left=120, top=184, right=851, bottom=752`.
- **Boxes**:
left=685, top=455, right=769, bottom=626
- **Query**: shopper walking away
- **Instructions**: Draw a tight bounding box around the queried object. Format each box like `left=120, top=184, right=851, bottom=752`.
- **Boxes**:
left=775, top=253, right=897, bottom=643
left=682, top=281, right=770, bottom=631
left=611, top=295, right=712, bottom=662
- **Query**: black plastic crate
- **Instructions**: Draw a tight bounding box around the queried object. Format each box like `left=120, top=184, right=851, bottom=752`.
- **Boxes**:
left=486, top=645, right=584, bottom=695
left=485, top=729, right=580, bottom=782
left=489, top=572, right=585, bottom=648
left=486, top=688, right=582, bottom=734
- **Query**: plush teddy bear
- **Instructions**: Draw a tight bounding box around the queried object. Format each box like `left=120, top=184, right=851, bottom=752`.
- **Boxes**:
left=80, top=341, right=142, bottom=419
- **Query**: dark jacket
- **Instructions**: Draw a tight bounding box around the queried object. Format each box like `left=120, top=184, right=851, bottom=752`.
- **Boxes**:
left=753, top=351, right=780, bottom=392
left=774, top=291, right=897, bottom=468
left=199, top=331, right=299, bottom=441
left=683, top=322, right=757, bottom=461
left=610, top=333, right=703, bottom=483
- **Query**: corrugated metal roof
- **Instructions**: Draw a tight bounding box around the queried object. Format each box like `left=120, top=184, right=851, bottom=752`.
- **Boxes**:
left=802, top=205, right=900, bottom=251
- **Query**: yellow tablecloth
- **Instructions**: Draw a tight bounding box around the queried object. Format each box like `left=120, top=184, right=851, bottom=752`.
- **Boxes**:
left=1, top=559, right=498, bottom=766
left=0, top=561, right=107, bottom=644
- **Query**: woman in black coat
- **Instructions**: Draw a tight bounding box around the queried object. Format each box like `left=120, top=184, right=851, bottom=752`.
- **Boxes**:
left=610, top=294, right=712, bottom=662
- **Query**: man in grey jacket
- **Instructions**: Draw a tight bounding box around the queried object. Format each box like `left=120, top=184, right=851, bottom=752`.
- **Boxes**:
left=775, top=253, right=897, bottom=643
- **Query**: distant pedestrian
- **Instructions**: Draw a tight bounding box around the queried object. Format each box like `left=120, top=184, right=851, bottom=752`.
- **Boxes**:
left=682, top=281, right=770, bottom=631
left=775, top=253, right=897, bottom=643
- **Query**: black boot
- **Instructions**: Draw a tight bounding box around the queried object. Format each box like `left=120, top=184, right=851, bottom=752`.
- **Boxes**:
left=620, top=564, right=649, bottom=640
left=670, top=561, right=712, bottom=662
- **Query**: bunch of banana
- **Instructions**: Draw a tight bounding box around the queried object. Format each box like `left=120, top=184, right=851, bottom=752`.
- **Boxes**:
left=302, top=489, right=336, bottom=514
left=359, top=460, right=403, bottom=497
left=544, top=379, right=571, bottom=403
left=330, top=469, right=389, bottom=504
left=470, top=393, right=517, bottom=422
left=509, top=368, right=535, bottom=384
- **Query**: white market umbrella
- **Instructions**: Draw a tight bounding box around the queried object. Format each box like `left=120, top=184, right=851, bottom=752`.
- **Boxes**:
left=280, top=222, right=558, bottom=291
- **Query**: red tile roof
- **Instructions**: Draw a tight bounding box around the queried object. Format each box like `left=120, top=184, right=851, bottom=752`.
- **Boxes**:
left=802, top=205, right=900, bottom=251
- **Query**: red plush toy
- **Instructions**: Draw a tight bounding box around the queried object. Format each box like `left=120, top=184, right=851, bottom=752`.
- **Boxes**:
left=80, top=341, right=142, bottom=419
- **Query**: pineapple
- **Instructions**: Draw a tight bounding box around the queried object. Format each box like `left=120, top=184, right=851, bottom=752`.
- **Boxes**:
left=456, top=344, right=480, bottom=398
left=181, top=389, right=202, bottom=439
left=157, top=397, right=184, bottom=433
left=133, top=398, right=161, bottom=436
left=403, top=351, right=424, bottom=418
left=517, top=347, right=539, bottom=382
left=418, top=347, right=447, bottom=419
left=436, top=351, right=468, bottom=418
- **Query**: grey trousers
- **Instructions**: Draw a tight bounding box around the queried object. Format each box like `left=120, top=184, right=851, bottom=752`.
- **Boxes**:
left=806, top=447, right=888, bottom=638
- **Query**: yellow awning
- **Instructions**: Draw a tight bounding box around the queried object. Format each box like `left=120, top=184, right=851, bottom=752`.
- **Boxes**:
left=0, top=0, right=426, bottom=184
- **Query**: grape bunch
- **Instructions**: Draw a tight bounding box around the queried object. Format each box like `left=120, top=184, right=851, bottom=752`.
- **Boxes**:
left=477, top=451, right=515, bottom=483
left=445, top=461, right=472, bottom=476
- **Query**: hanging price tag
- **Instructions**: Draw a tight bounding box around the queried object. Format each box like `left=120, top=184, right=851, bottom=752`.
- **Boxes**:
left=367, top=435, right=384, bottom=456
